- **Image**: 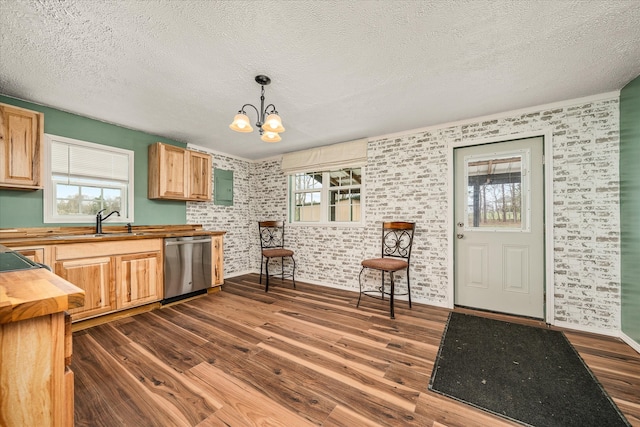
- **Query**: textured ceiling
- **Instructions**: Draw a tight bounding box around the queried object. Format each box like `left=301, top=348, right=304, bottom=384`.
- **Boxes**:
left=1, top=0, right=640, bottom=160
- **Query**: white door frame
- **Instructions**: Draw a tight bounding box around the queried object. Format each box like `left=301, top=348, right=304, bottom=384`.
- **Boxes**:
left=447, top=129, right=554, bottom=324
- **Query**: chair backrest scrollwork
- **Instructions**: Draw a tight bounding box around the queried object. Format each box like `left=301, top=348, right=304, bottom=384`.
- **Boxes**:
left=381, top=221, right=415, bottom=263
left=258, top=220, right=286, bottom=249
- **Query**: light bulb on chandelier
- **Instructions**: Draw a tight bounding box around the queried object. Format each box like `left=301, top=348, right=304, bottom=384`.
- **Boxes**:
left=229, top=75, right=285, bottom=142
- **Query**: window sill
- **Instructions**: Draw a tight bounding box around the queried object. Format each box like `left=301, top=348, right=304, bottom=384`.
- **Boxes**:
left=287, top=221, right=365, bottom=229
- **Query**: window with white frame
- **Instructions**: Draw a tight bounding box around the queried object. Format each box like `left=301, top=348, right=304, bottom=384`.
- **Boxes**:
left=289, top=167, right=363, bottom=224
left=44, top=134, right=134, bottom=223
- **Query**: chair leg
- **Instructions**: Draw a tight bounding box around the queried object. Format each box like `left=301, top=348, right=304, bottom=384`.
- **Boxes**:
left=390, top=271, right=395, bottom=319
left=291, top=256, right=296, bottom=289
left=357, top=267, right=365, bottom=308
left=407, top=268, right=412, bottom=309
left=281, top=257, right=285, bottom=281
left=381, top=271, right=385, bottom=301
left=265, top=257, right=270, bottom=292
left=259, top=254, right=264, bottom=284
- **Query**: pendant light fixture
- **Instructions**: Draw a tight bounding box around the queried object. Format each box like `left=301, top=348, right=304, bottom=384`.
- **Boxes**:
left=229, top=75, right=285, bottom=142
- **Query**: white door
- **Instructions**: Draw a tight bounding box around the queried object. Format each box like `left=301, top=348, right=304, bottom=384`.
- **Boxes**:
left=454, top=137, right=545, bottom=318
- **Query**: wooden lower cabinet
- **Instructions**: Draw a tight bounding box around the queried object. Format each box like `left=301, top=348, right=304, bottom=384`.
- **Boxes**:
left=11, top=244, right=52, bottom=266
left=55, top=256, right=115, bottom=320
left=116, top=251, right=162, bottom=309
left=0, top=311, right=73, bottom=426
left=212, top=234, right=224, bottom=285
left=54, top=239, right=163, bottom=321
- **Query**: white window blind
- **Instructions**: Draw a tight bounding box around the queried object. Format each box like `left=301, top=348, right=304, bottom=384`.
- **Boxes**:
left=51, top=140, right=130, bottom=181
left=281, top=138, right=368, bottom=174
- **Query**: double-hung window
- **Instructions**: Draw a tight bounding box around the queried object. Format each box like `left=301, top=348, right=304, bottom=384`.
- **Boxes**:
left=289, top=167, right=363, bottom=224
left=283, top=138, right=367, bottom=225
left=44, top=134, right=134, bottom=223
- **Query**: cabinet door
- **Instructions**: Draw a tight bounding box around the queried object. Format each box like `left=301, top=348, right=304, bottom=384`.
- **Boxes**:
left=212, top=235, right=224, bottom=285
left=188, top=151, right=212, bottom=200
left=55, top=257, right=115, bottom=320
left=115, top=251, right=162, bottom=309
left=157, top=143, right=188, bottom=198
left=0, top=103, right=43, bottom=189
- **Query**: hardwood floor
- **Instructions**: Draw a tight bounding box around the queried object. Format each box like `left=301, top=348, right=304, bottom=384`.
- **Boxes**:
left=72, top=274, right=640, bottom=426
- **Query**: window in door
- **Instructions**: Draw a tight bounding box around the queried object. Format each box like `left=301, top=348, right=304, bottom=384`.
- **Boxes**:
left=465, top=150, right=530, bottom=232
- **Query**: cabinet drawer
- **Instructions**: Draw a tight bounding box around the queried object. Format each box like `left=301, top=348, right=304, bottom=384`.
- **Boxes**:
left=55, top=239, right=163, bottom=260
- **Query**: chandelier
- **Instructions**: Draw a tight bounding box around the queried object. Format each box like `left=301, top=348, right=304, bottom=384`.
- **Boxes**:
left=229, top=75, right=285, bottom=143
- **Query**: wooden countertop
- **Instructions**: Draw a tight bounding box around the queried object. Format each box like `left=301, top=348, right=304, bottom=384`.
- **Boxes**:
left=0, top=224, right=226, bottom=247
left=0, top=266, right=85, bottom=324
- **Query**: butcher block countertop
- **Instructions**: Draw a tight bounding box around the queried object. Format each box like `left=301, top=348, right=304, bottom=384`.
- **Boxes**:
left=0, top=224, right=226, bottom=246
left=0, top=247, right=85, bottom=324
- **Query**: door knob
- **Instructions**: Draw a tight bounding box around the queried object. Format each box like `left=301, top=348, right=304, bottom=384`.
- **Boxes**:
left=457, top=233, right=464, bottom=239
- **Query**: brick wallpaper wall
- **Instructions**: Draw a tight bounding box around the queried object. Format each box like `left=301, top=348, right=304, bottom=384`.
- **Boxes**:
left=449, top=98, right=620, bottom=331
left=186, top=147, right=252, bottom=277
left=189, top=95, right=621, bottom=332
left=248, top=159, right=289, bottom=272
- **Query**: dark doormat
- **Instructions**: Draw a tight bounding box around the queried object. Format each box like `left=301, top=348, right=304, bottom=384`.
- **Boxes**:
left=428, top=312, right=630, bottom=427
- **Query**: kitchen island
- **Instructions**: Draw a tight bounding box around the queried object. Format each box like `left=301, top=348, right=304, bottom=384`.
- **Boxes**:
left=0, top=245, right=85, bottom=427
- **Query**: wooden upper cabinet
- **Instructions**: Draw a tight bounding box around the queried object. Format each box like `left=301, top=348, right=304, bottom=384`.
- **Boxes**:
left=148, top=142, right=188, bottom=199
left=0, top=102, right=44, bottom=190
left=188, top=150, right=212, bottom=200
left=148, top=142, right=212, bottom=201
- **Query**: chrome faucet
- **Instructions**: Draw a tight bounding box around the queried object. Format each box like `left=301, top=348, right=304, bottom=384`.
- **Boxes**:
left=96, top=209, right=120, bottom=234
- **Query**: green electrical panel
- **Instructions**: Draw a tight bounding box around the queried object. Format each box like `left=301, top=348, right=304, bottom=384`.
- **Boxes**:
left=214, top=168, right=234, bottom=206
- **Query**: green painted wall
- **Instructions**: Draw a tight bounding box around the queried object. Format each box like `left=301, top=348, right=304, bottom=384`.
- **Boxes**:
left=0, top=95, right=187, bottom=228
left=620, top=75, right=640, bottom=345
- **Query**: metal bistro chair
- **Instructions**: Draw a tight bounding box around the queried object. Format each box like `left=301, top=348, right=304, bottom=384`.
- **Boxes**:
left=258, top=221, right=296, bottom=292
left=357, top=221, right=416, bottom=319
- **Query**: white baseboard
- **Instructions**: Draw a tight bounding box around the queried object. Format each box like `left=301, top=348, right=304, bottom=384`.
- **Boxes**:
left=232, top=270, right=451, bottom=308
left=223, top=269, right=256, bottom=279
left=553, top=320, right=619, bottom=338
left=620, top=331, right=640, bottom=354
left=420, top=299, right=450, bottom=309
left=225, top=271, right=637, bottom=349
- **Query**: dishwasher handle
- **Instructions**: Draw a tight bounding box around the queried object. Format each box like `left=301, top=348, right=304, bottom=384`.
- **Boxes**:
left=165, top=238, right=212, bottom=246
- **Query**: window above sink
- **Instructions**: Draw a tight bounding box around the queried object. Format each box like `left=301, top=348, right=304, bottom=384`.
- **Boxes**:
left=43, top=134, right=134, bottom=224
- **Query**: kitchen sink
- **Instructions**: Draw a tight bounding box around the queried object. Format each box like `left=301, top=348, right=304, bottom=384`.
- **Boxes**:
left=98, top=232, right=146, bottom=236
left=52, top=234, right=101, bottom=239
left=52, top=232, right=145, bottom=239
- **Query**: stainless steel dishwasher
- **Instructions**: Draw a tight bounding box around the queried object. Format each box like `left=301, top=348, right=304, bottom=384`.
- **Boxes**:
left=163, top=236, right=212, bottom=304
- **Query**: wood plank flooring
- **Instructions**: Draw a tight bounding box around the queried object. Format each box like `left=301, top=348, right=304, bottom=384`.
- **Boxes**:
left=72, top=274, right=640, bottom=426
